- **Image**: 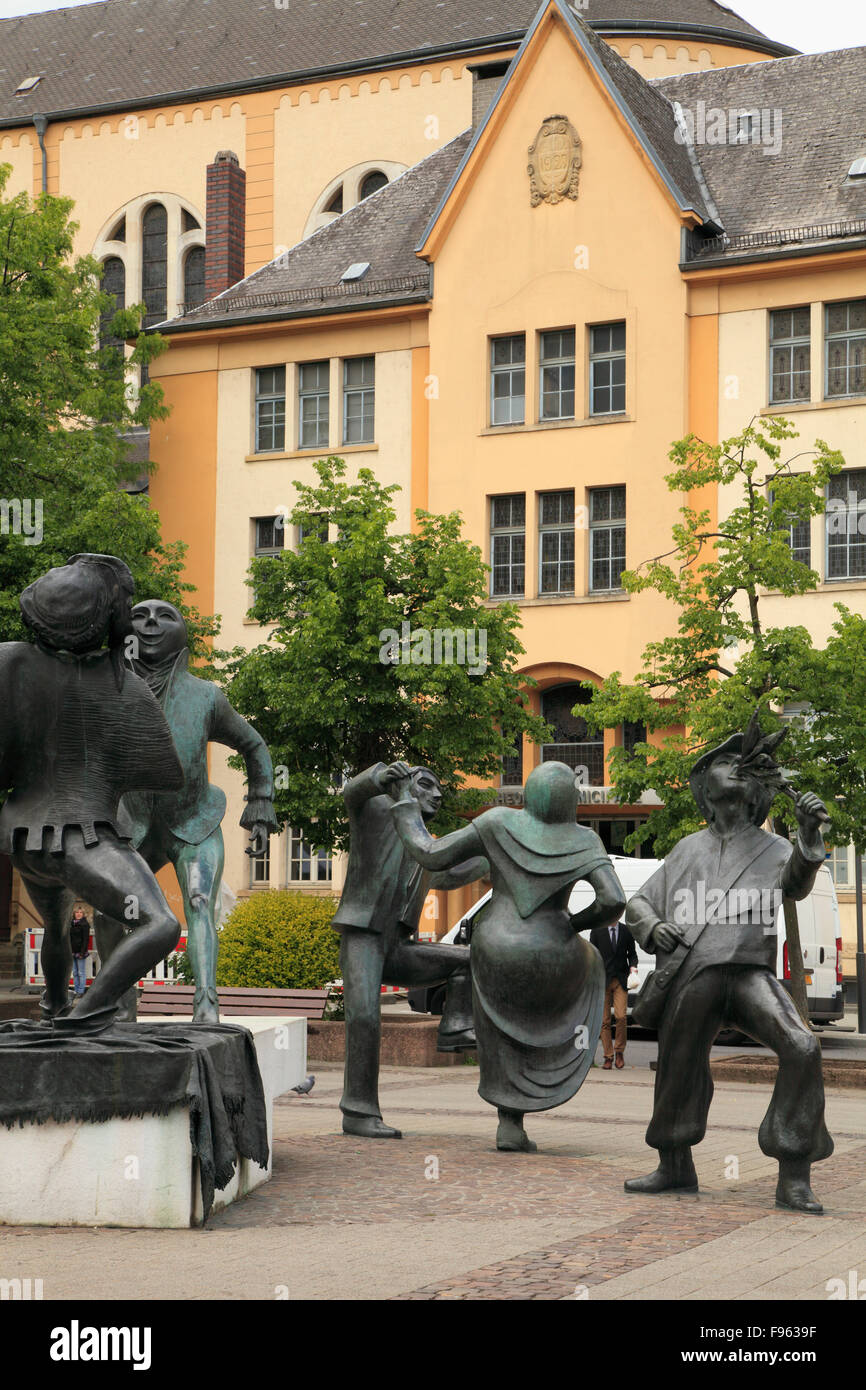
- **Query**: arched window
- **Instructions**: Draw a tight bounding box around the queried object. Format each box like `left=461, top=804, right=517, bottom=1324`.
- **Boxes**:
left=183, top=245, right=206, bottom=311
left=359, top=170, right=388, bottom=200
left=324, top=186, right=344, bottom=214
left=142, top=203, right=168, bottom=329
left=99, top=256, right=126, bottom=375
left=541, top=684, right=604, bottom=785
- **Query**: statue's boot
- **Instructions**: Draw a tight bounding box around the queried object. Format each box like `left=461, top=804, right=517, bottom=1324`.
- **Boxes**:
left=624, top=1146, right=698, bottom=1194
left=342, top=1112, right=402, bottom=1139
left=51, top=999, right=120, bottom=1036
left=776, top=1159, right=823, bottom=1214
left=39, top=988, right=69, bottom=1023
left=437, top=967, right=476, bottom=1052
left=496, top=1108, right=537, bottom=1153
left=114, top=985, right=139, bottom=1023
left=192, top=986, right=220, bottom=1024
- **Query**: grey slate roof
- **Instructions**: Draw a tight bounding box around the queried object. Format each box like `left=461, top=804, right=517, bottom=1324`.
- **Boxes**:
left=655, top=48, right=866, bottom=260
left=163, top=131, right=472, bottom=331
left=0, top=0, right=791, bottom=128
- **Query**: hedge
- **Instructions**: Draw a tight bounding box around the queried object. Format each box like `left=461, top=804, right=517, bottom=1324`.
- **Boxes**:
left=214, top=890, right=341, bottom=989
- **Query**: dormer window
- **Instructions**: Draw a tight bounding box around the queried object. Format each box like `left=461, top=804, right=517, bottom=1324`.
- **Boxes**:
left=733, top=111, right=759, bottom=145
left=847, top=157, right=866, bottom=181
left=15, top=75, right=41, bottom=95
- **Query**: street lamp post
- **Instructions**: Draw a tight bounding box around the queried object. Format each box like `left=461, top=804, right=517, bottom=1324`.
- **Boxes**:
left=856, top=846, right=866, bottom=1036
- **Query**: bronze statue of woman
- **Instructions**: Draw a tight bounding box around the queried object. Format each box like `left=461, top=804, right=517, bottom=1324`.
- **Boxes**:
left=390, top=761, right=625, bottom=1151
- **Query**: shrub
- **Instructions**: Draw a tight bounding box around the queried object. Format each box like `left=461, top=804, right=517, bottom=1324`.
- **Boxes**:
left=215, top=891, right=341, bottom=989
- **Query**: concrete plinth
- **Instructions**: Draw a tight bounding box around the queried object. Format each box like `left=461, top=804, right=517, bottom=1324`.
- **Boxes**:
left=0, top=1015, right=306, bottom=1229
left=307, top=1015, right=475, bottom=1067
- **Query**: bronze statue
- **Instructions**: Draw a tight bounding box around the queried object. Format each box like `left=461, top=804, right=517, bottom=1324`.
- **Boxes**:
left=391, top=761, right=625, bottom=1152
left=333, top=762, right=487, bottom=1138
left=0, top=556, right=184, bottom=1032
left=625, top=716, right=833, bottom=1213
left=94, top=599, right=277, bottom=1022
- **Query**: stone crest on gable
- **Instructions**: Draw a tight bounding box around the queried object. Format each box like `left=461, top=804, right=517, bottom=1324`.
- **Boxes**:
left=528, top=115, right=581, bottom=206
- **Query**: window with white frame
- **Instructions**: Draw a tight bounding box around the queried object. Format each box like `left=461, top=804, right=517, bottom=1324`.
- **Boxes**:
left=255, top=366, right=286, bottom=453
left=490, top=335, right=525, bottom=425
left=342, top=357, right=375, bottom=444
left=826, top=844, right=850, bottom=888
left=589, top=486, right=626, bottom=592
left=539, top=329, right=575, bottom=421
left=825, top=300, right=866, bottom=398
left=298, top=361, right=330, bottom=449
left=770, top=482, right=811, bottom=568
left=769, top=307, right=811, bottom=404
left=298, top=513, right=329, bottom=546
left=286, top=826, right=333, bottom=884
left=249, top=840, right=270, bottom=886
left=538, top=490, right=575, bottom=595
left=826, top=470, right=866, bottom=580
left=589, top=322, right=626, bottom=415
left=490, top=494, right=526, bottom=598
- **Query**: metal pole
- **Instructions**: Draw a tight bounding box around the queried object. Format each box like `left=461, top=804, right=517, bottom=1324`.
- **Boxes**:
left=855, top=847, right=866, bottom=1035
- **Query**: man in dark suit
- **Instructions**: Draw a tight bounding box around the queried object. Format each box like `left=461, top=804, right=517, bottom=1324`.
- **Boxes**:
left=333, top=761, right=488, bottom=1138
left=590, top=918, right=637, bottom=1069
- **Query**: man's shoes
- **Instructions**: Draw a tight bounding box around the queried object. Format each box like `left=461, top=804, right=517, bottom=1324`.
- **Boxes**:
left=776, top=1161, right=823, bottom=1214
left=615, top=1053, right=625, bottom=1069
left=625, top=1147, right=698, bottom=1195
left=438, top=1028, right=476, bottom=1053
left=602, top=1057, right=613, bottom=1070
left=342, top=1114, right=403, bottom=1140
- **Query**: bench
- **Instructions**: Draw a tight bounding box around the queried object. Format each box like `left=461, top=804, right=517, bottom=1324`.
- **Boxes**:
left=138, top=985, right=330, bottom=1019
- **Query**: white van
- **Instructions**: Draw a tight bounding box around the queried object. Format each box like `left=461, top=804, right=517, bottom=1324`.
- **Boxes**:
left=429, top=854, right=844, bottom=1027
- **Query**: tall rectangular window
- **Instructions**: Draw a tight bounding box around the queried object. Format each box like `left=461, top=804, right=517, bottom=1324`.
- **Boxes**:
left=538, top=489, right=575, bottom=595
left=254, top=516, right=284, bottom=558
left=770, top=483, right=811, bottom=567
left=286, top=827, right=333, bottom=884
left=590, top=322, right=626, bottom=415
left=589, top=486, right=626, bottom=592
left=343, top=356, right=375, bottom=444
left=501, top=736, right=523, bottom=787
left=490, top=335, right=525, bottom=425
left=490, top=494, right=526, bottom=597
left=249, top=840, right=270, bottom=886
left=298, top=514, right=329, bottom=546
left=825, top=300, right=866, bottom=398
left=255, top=366, right=286, bottom=453
left=770, top=307, right=811, bottom=404
left=298, top=360, right=330, bottom=449
left=539, top=329, right=575, bottom=421
left=826, top=470, right=866, bottom=580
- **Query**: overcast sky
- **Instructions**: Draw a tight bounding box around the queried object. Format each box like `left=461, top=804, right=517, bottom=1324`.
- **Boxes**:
left=0, top=0, right=863, bottom=55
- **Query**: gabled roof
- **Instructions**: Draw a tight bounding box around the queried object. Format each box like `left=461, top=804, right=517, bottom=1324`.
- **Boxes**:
left=655, top=47, right=866, bottom=263
left=159, top=133, right=472, bottom=333
left=418, top=0, right=719, bottom=256
left=0, top=0, right=793, bottom=129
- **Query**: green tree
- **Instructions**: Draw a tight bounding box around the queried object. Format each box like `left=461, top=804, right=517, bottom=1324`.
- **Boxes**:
left=0, top=164, right=215, bottom=651
left=222, top=457, right=548, bottom=851
left=581, top=416, right=847, bottom=1021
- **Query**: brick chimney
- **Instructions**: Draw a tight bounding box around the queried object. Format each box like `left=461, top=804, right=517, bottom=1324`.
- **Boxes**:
left=204, top=150, right=246, bottom=300
left=467, top=60, right=511, bottom=130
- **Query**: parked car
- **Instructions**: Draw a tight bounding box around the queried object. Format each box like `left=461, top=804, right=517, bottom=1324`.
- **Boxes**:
left=409, top=856, right=845, bottom=1032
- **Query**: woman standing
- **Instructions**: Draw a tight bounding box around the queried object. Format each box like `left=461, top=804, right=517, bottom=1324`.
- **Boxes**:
left=390, top=761, right=625, bottom=1152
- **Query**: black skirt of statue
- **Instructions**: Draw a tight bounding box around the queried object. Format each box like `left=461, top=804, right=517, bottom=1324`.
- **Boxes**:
left=470, top=867, right=605, bottom=1113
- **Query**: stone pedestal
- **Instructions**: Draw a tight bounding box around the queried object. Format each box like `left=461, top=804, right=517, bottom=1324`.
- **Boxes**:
left=0, top=1015, right=306, bottom=1228
left=307, top=1014, right=474, bottom=1067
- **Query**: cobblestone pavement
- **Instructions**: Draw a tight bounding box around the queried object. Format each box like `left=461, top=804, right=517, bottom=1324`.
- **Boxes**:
left=3, top=1059, right=865, bottom=1301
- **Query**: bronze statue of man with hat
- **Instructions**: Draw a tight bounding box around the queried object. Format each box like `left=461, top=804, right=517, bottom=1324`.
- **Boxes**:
left=94, top=598, right=277, bottom=1022
left=624, top=713, right=833, bottom=1213
left=0, top=554, right=185, bottom=1032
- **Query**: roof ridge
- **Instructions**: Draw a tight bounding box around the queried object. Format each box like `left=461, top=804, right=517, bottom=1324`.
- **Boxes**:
left=652, top=43, right=866, bottom=85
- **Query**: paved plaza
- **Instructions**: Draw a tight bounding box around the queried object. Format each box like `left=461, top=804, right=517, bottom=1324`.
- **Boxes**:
left=3, top=1038, right=865, bottom=1303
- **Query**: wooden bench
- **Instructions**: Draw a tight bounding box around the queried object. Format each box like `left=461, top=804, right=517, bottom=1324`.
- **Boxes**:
left=138, top=985, right=330, bottom=1019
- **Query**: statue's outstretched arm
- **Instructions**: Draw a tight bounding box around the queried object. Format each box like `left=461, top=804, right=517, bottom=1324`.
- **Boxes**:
left=390, top=798, right=485, bottom=871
